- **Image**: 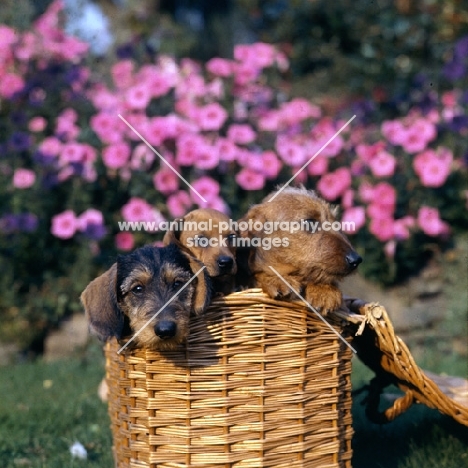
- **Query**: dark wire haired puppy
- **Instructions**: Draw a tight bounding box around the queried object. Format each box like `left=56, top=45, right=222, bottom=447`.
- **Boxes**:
left=81, top=244, right=212, bottom=350
left=239, top=186, right=362, bottom=314
left=163, top=208, right=237, bottom=295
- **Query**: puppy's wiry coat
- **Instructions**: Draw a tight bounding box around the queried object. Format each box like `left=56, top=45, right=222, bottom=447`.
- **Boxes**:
left=163, top=208, right=237, bottom=295
left=239, top=187, right=362, bottom=313
left=81, top=244, right=211, bottom=350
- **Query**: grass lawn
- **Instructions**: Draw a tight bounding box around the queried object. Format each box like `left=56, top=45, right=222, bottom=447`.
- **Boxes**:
left=0, top=341, right=467, bottom=468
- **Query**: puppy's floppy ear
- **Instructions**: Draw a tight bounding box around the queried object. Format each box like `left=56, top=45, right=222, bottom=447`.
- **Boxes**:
left=163, top=218, right=188, bottom=252
left=80, top=263, right=124, bottom=342
left=183, top=253, right=212, bottom=314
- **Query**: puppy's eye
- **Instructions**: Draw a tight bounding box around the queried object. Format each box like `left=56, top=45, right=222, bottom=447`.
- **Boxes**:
left=173, top=280, right=186, bottom=290
left=227, top=234, right=237, bottom=246
left=194, top=235, right=209, bottom=248
left=303, top=219, right=319, bottom=231
left=131, top=285, right=144, bottom=294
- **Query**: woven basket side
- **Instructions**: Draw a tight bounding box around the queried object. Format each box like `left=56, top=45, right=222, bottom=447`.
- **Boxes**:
left=106, top=291, right=354, bottom=468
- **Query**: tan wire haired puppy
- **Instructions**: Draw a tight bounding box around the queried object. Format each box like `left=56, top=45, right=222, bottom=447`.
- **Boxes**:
left=238, top=186, right=362, bottom=314
left=163, top=208, right=237, bottom=295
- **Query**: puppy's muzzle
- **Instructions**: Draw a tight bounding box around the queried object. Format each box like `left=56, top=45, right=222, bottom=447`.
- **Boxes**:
left=345, top=251, right=362, bottom=270
left=155, top=320, right=177, bottom=339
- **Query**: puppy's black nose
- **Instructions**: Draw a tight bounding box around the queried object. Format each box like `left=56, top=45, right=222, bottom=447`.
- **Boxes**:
left=155, top=320, right=177, bottom=339
left=217, top=256, right=234, bottom=270
left=346, top=251, right=362, bottom=269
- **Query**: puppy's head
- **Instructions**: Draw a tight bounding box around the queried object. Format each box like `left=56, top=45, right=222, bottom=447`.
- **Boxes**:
left=163, top=208, right=237, bottom=279
left=241, top=187, right=362, bottom=283
left=81, top=244, right=212, bottom=349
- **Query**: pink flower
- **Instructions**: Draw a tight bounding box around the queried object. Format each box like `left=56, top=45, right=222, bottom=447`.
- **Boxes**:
left=276, top=137, right=306, bottom=166
left=13, top=169, right=35, bottom=189
left=51, top=210, right=77, bottom=240
left=317, top=167, right=351, bottom=201
left=206, top=57, right=233, bottom=77
left=193, top=144, right=219, bottom=170
left=417, top=206, right=450, bottom=237
left=400, top=126, right=429, bottom=153
left=393, top=218, right=411, bottom=240
left=176, top=134, right=204, bottom=166
left=261, top=151, right=282, bottom=179
left=144, top=117, right=172, bottom=146
left=381, top=119, right=406, bottom=145
left=358, top=181, right=375, bottom=203
left=215, top=137, right=239, bottom=162
left=77, top=209, right=104, bottom=232
left=28, top=116, right=47, bottom=132
left=369, top=217, right=394, bottom=242
left=412, top=118, right=437, bottom=144
left=115, top=232, right=135, bottom=251
left=413, top=148, right=452, bottom=187
left=153, top=169, right=179, bottom=195
left=307, top=155, right=328, bottom=176
left=372, top=182, right=396, bottom=213
left=197, top=103, right=228, bottom=131
left=356, top=142, right=386, bottom=163
left=125, top=84, right=151, bottom=110
left=191, top=176, right=220, bottom=202
left=310, top=119, right=344, bottom=158
left=122, top=198, right=153, bottom=222
left=130, top=144, right=155, bottom=170
left=148, top=73, right=173, bottom=98
left=342, top=189, right=354, bottom=209
left=90, top=112, right=124, bottom=144
left=60, top=143, right=86, bottom=164
left=341, top=206, right=366, bottom=234
left=258, top=111, right=281, bottom=131
left=102, top=142, right=131, bottom=169
left=111, top=60, right=134, bottom=89
left=368, top=150, right=396, bottom=177
left=279, top=99, right=321, bottom=125
left=0, top=73, right=25, bottom=98
left=167, top=191, right=193, bottom=218
left=236, top=168, right=265, bottom=190
left=227, top=124, right=256, bottom=145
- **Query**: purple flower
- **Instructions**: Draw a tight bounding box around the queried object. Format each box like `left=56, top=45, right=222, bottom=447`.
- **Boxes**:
left=0, top=214, right=20, bottom=234
left=83, top=223, right=107, bottom=240
left=116, top=43, right=134, bottom=59
left=9, top=132, right=32, bottom=151
left=33, top=151, right=56, bottom=167
left=18, top=213, right=39, bottom=232
left=448, top=115, right=468, bottom=132
left=454, top=36, right=468, bottom=60
left=443, top=60, right=466, bottom=81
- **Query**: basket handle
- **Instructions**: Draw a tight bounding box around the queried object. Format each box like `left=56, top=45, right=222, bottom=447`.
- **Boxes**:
left=363, top=377, right=416, bottom=424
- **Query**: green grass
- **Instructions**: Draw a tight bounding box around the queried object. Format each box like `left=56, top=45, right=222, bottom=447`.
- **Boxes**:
left=0, top=342, right=113, bottom=468
left=0, top=347, right=467, bottom=468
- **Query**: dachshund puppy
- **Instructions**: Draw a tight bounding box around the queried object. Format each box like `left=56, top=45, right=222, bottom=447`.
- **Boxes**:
left=239, top=186, right=362, bottom=314
left=163, top=208, right=237, bottom=295
left=81, top=244, right=211, bottom=350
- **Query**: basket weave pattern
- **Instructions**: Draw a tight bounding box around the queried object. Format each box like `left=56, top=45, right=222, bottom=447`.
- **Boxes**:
left=105, top=289, right=353, bottom=468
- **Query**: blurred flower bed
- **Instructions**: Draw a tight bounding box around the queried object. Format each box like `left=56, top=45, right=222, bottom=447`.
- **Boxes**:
left=1, top=1, right=467, bottom=351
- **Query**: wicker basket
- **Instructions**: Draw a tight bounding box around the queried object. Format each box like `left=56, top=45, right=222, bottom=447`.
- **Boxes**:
left=105, top=289, right=354, bottom=468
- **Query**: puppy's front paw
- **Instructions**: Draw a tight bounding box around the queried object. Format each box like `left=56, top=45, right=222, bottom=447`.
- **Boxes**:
left=304, top=283, right=343, bottom=315
left=256, top=273, right=300, bottom=300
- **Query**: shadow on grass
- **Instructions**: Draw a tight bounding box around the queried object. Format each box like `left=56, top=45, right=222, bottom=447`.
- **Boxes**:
left=351, top=358, right=468, bottom=468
